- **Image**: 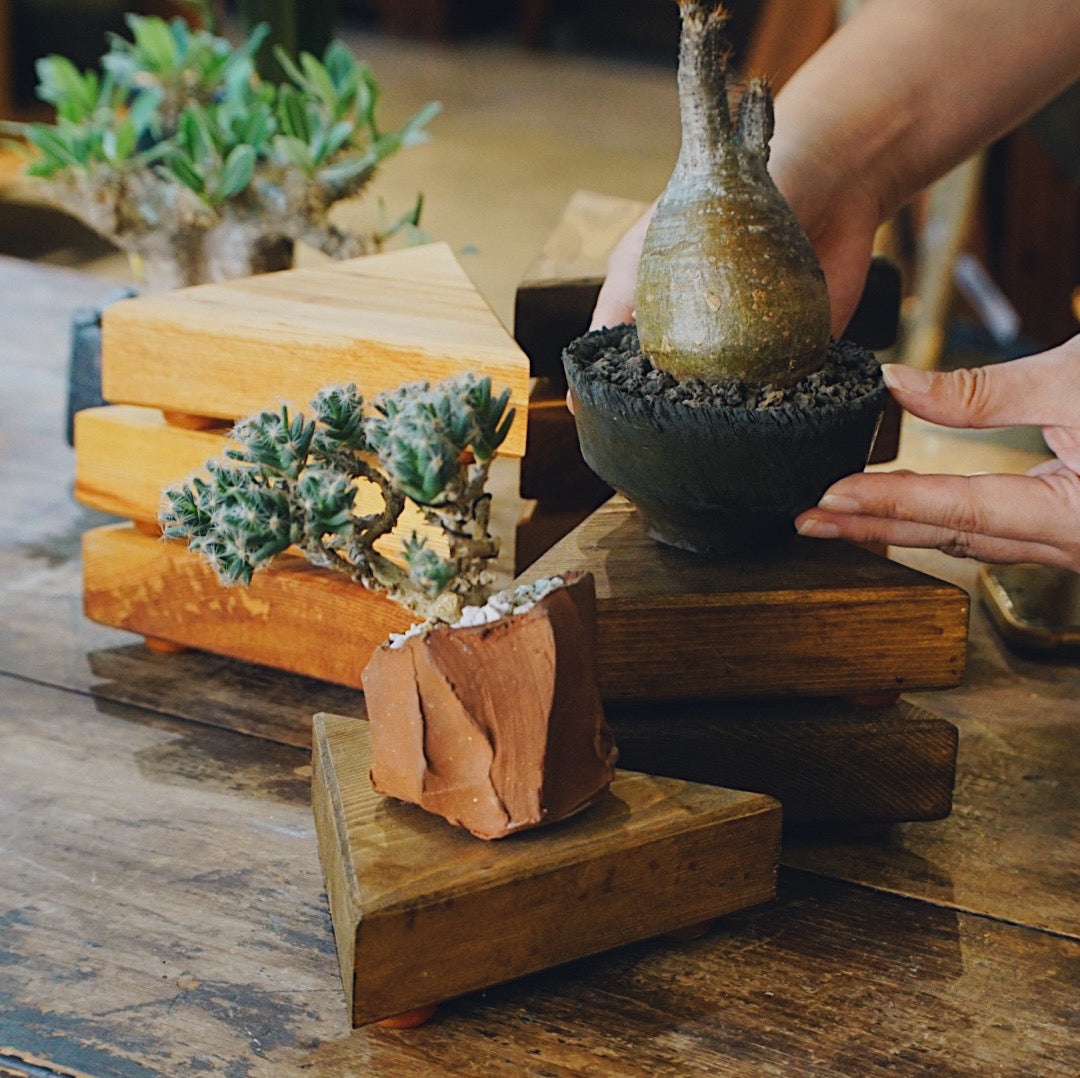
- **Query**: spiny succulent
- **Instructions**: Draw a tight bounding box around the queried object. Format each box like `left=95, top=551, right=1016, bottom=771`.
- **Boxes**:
left=160, top=373, right=514, bottom=620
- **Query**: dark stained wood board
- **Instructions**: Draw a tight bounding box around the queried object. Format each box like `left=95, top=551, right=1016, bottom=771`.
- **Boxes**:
left=783, top=547, right=1080, bottom=939
left=608, top=696, right=957, bottom=826
left=312, top=712, right=781, bottom=1026
left=301, top=869, right=1080, bottom=1076
left=522, top=495, right=970, bottom=700
left=4, top=256, right=1080, bottom=1075
left=3, top=673, right=1078, bottom=1075
left=81, top=504, right=969, bottom=704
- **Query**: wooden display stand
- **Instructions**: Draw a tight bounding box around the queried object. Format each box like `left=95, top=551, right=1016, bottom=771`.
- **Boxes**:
left=312, top=713, right=781, bottom=1026
left=81, top=499, right=969, bottom=702
left=77, top=194, right=965, bottom=830
left=78, top=243, right=531, bottom=664
left=99, top=242, right=531, bottom=455
left=526, top=496, right=969, bottom=700
left=78, top=203, right=969, bottom=702
left=606, top=696, right=958, bottom=826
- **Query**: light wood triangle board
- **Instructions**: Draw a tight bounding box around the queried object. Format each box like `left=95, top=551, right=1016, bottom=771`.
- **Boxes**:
left=100, top=242, right=531, bottom=457
left=312, top=713, right=781, bottom=1026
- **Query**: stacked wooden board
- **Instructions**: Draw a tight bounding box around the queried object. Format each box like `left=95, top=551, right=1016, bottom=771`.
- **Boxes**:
left=313, top=713, right=782, bottom=1026
left=74, top=196, right=975, bottom=1028
left=77, top=242, right=533, bottom=671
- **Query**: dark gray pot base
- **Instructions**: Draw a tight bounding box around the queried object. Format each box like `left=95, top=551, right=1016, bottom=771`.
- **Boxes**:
left=563, top=324, right=888, bottom=555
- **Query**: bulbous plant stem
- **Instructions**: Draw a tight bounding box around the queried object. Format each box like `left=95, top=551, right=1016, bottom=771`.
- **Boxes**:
left=635, top=1, right=830, bottom=387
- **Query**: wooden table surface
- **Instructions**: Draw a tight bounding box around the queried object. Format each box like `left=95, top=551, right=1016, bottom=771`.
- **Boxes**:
left=1, top=255, right=1078, bottom=1077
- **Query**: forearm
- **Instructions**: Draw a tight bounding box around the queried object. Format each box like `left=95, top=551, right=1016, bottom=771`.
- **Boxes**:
left=770, top=0, right=1080, bottom=226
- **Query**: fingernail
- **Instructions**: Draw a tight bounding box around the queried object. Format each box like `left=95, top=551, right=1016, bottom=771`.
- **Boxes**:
left=797, top=517, right=840, bottom=538
left=818, top=493, right=861, bottom=513
left=881, top=364, right=931, bottom=393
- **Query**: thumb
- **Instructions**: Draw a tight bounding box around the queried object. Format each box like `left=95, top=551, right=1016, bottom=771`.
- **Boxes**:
left=880, top=336, right=1080, bottom=429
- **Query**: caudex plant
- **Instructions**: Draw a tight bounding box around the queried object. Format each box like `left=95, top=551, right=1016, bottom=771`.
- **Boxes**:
left=2, top=12, right=439, bottom=289
left=564, top=2, right=885, bottom=555
left=159, top=374, right=514, bottom=623
left=635, top=0, right=830, bottom=387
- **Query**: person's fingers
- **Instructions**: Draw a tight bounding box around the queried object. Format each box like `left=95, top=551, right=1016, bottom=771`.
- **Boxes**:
left=590, top=204, right=656, bottom=331
left=794, top=509, right=1071, bottom=568
left=879, top=334, right=1080, bottom=430
left=812, top=470, right=1077, bottom=544
left=1043, top=425, right=1080, bottom=472
left=566, top=388, right=576, bottom=416
left=590, top=277, right=635, bottom=331
left=794, top=469, right=1080, bottom=570
left=1027, top=455, right=1069, bottom=477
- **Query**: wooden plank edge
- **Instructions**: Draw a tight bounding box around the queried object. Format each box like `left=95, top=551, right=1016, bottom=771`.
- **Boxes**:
left=82, top=524, right=415, bottom=686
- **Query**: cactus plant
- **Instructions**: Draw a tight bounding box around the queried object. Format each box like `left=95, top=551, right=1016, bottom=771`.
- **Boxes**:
left=4, top=13, right=438, bottom=291
left=635, top=1, right=830, bottom=387
left=159, top=374, right=514, bottom=622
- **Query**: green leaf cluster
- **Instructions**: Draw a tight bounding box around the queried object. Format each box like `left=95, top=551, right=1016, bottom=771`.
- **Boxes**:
left=159, top=374, right=508, bottom=612
left=366, top=374, right=515, bottom=505
left=401, top=532, right=457, bottom=598
left=160, top=460, right=292, bottom=586
left=10, top=14, right=438, bottom=213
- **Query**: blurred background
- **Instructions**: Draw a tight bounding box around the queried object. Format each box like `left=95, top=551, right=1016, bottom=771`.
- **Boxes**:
left=1, top=0, right=1077, bottom=359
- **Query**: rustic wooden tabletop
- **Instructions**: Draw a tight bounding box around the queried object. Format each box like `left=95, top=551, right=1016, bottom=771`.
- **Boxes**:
left=1, top=255, right=1078, bottom=1077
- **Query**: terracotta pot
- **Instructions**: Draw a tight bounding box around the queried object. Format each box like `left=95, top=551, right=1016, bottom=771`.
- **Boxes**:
left=564, top=326, right=888, bottom=555
left=361, top=573, right=617, bottom=840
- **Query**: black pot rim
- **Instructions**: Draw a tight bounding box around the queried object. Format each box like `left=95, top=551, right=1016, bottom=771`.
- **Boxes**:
left=563, top=323, right=887, bottom=434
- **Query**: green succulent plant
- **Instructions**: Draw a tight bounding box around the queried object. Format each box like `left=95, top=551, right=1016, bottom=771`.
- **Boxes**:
left=160, top=374, right=515, bottom=621
left=4, top=14, right=439, bottom=287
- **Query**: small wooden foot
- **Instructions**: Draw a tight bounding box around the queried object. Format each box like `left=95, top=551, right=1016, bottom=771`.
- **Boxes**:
left=664, top=919, right=715, bottom=942
left=144, top=636, right=189, bottom=655
left=162, top=410, right=227, bottom=431
left=375, top=1003, right=438, bottom=1029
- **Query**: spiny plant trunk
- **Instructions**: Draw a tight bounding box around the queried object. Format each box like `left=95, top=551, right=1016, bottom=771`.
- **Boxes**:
left=635, top=1, right=830, bottom=387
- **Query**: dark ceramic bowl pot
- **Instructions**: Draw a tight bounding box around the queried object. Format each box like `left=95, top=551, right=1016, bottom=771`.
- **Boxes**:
left=564, top=326, right=888, bottom=555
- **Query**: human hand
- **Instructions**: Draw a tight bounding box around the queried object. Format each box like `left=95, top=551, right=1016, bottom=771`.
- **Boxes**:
left=793, top=336, right=1080, bottom=571
left=590, top=201, right=656, bottom=330
left=766, top=135, right=882, bottom=337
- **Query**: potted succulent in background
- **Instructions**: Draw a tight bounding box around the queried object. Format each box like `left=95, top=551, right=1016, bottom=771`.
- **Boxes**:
left=235, top=0, right=338, bottom=82
left=161, top=373, right=617, bottom=840
left=3, top=10, right=438, bottom=439
left=564, top=0, right=887, bottom=554
left=6, top=12, right=438, bottom=290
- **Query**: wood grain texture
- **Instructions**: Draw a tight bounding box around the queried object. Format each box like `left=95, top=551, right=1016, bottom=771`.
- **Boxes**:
left=74, top=403, right=451, bottom=560
left=609, top=697, right=957, bottom=825
left=0, top=673, right=345, bottom=1078
left=101, top=242, right=531, bottom=456
left=312, top=713, right=781, bottom=1026
left=300, top=869, right=1080, bottom=1077
left=82, top=524, right=416, bottom=685
left=785, top=547, right=1080, bottom=939
left=523, top=496, right=970, bottom=699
